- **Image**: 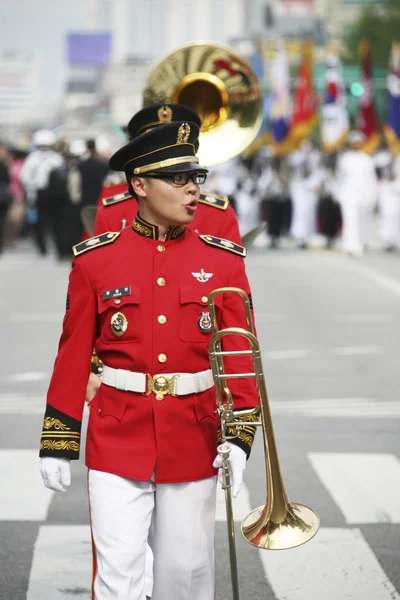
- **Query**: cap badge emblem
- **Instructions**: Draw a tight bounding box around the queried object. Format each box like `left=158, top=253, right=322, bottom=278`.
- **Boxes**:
left=110, top=312, right=128, bottom=337
left=157, top=105, right=173, bottom=124
left=177, top=122, right=191, bottom=144
left=198, top=311, right=212, bottom=334
left=192, top=268, right=213, bottom=283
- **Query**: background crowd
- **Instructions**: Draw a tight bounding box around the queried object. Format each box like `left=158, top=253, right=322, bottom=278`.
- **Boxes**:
left=0, top=126, right=399, bottom=260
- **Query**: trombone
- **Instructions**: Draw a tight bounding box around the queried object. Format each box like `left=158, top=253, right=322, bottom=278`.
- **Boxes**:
left=208, top=288, right=320, bottom=600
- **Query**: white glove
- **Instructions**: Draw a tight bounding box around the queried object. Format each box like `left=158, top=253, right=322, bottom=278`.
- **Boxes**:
left=40, top=457, right=71, bottom=492
left=213, top=442, right=246, bottom=498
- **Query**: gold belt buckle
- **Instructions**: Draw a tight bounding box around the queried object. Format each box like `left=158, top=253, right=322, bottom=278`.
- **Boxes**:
left=146, top=374, right=176, bottom=401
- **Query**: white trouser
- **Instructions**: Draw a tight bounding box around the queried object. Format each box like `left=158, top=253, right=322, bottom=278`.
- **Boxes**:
left=88, top=469, right=217, bottom=600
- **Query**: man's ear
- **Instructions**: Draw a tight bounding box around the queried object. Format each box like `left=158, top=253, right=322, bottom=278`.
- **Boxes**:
left=130, top=177, right=147, bottom=198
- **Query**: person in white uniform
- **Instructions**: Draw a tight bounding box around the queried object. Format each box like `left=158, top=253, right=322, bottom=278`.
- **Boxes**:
left=335, top=131, right=378, bottom=257
left=375, top=150, right=400, bottom=251
left=288, top=140, right=324, bottom=248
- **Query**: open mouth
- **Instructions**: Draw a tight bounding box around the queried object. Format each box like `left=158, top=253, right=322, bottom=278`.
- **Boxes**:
left=185, top=199, right=198, bottom=212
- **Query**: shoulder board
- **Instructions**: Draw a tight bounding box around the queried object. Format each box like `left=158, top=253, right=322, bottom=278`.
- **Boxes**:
left=73, top=232, right=121, bottom=257
left=198, top=192, right=229, bottom=211
left=102, top=191, right=132, bottom=207
left=199, top=235, right=246, bottom=257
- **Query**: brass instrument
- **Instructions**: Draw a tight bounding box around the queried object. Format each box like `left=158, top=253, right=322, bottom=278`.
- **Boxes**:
left=208, top=288, right=320, bottom=599
left=142, top=42, right=263, bottom=166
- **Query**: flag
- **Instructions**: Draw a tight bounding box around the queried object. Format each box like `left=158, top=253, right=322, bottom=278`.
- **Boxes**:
left=269, top=39, right=292, bottom=154
left=289, top=40, right=318, bottom=145
left=356, top=41, right=380, bottom=154
left=321, top=47, right=349, bottom=152
left=384, top=42, right=400, bottom=155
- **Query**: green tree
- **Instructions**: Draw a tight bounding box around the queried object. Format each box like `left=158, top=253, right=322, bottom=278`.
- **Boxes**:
left=342, top=0, right=400, bottom=67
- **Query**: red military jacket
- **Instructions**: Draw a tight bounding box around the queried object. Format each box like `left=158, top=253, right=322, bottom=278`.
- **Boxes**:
left=94, top=182, right=242, bottom=245
left=40, top=215, right=258, bottom=484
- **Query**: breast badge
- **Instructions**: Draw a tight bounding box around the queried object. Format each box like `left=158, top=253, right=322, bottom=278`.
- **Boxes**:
left=192, top=268, right=213, bottom=283
left=110, top=312, right=128, bottom=337
left=198, top=311, right=212, bottom=334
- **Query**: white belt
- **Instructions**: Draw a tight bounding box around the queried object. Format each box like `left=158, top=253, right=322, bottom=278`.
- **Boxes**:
left=102, top=365, right=214, bottom=399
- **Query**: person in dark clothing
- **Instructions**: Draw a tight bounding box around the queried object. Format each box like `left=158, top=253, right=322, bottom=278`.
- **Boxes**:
left=78, top=139, right=109, bottom=207
left=0, top=143, right=12, bottom=253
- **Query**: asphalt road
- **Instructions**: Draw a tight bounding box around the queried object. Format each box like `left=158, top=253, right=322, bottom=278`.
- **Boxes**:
left=0, top=240, right=399, bottom=600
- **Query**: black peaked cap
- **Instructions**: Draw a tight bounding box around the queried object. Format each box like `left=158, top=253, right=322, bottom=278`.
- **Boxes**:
left=109, top=121, right=207, bottom=177
left=127, top=104, right=201, bottom=139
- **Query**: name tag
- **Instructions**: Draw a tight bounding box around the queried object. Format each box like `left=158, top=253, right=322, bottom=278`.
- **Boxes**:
left=102, top=286, right=131, bottom=300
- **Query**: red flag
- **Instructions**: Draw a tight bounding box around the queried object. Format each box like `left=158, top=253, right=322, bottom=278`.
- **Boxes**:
left=356, top=41, right=380, bottom=154
left=289, top=41, right=318, bottom=144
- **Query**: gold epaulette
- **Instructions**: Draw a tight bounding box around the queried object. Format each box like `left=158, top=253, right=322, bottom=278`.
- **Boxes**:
left=199, top=192, right=229, bottom=210
left=73, top=232, right=120, bottom=257
left=199, top=235, right=246, bottom=257
left=102, top=191, right=132, bottom=207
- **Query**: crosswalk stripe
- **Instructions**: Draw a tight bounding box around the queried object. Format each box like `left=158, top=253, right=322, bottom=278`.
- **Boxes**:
left=1, top=394, right=400, bottom=418
left=271, top=398, right=400, bottom=418
left=0, top=394, right=45, bottom=414
left=308, top=453, right=400, bottom=523
left=261, top=528, right=400, bottom=600
left=27, top=525, right=92, bottom=600
left=0, top=450, right=53, bottom=521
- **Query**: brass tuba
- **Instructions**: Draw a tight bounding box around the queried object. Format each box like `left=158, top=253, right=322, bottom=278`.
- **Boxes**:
left=208, top=288, right=320, bottom=599
left=142, top=42, right=263, bottom=166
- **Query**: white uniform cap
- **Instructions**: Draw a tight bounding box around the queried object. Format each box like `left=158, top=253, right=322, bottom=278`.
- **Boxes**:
left=69, top=139, right=86, bottom=157
left=32, top=129, right=57, bottom=147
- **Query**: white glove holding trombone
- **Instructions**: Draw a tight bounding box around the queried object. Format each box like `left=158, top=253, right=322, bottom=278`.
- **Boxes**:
left=213, top=441, right=247, bottom=497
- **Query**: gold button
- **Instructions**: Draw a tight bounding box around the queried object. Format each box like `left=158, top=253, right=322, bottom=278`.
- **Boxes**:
left=107, top=233, right=114, bottom=239
left=158, top=353, right=167, bottom=363
left=157, top=277, right=166, bottom=287
left=158, top=315, right=167, bottom=324
left=157, top=245, right=166, bottom=253
left=201, top=296, right=208, bottom=303
left=155, top=394, right=164, bottom=401
left=115, top=299, right=121, bottom=305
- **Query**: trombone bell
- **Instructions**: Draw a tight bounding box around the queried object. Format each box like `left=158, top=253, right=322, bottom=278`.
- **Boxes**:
left=242, top=502, right=320, bottom=550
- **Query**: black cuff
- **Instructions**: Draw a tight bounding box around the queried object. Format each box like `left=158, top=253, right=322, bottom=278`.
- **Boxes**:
left=39, top=405, right=81, bottom=459
left=217, top=407, right=259, bottom=458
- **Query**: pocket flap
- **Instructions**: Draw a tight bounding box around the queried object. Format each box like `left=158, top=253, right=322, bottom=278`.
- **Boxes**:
left=98, top=286, right=141, bottom=313
left=180, top=286, right=223, bottom=306
left=98, top=387, right=127, bottom=421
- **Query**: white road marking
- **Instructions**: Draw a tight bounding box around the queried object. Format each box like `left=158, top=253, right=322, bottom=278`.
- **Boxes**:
left=216, top=482, right=252, bottom=522
left=309, top=453, right=400, bottom=523
left=8, top=312, right=63, bottom=322
left=271, top=398, right=400, bottom=418
left=335, top=314, right=392, bottom=324
left=333, top=345, right=384, bottom=356
left=264, top=349, right=309, bottom=360
left=254, top=313, right=287, bottom=323
left=0, top=394, right=45, bottom=414
left=3, top=372, right=49, bottom=383
left=337, top=259, right=400, bottom=298
left=261, top=528, right=400, bottom=600
left=0, top=450, right=53, bottom=521
left=27, top=525, right=92, bottom=600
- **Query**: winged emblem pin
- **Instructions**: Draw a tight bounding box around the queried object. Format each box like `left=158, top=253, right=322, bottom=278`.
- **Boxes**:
left=192, top=268, right=213, bottom=283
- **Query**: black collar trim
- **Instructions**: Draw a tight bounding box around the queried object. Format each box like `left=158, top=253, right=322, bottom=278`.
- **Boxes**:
left=132, top=214, right=185, bottom=241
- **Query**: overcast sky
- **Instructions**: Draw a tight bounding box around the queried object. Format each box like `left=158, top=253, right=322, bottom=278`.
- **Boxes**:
left=0, top=1, right=102, bottom=108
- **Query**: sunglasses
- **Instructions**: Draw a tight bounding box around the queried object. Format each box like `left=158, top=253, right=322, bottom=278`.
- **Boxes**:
left=145, top=171, right=207, bottom=186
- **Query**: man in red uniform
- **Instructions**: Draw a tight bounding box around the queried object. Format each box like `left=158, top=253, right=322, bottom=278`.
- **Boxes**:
left=93, top=103, right=242, bottom=244
left=39, top=120, right=258, bottom=600
left=87, top=104, right=242, bottom=401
